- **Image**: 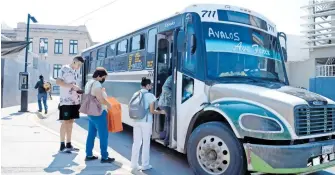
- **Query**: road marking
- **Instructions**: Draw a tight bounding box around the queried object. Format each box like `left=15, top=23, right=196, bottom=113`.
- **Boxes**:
left=28, top=112, right=147, bottom=175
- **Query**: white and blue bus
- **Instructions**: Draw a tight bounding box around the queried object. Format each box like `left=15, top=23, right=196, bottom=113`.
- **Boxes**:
left=81, top=4, right=335, bottom=175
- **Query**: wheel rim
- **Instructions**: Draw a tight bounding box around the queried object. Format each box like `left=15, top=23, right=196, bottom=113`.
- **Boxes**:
left=196, top=135, right=230, bottom=175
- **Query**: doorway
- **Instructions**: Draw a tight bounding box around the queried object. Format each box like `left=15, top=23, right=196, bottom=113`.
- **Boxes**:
left=152, top=32, right=174, bottom=144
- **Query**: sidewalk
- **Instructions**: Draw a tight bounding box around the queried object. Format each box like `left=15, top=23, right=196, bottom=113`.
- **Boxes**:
left=1, top=97, right=134, bottom=175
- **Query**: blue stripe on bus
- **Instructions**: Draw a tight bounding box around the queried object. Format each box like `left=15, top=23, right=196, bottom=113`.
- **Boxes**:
left=205, top=39, right=281, bottom=61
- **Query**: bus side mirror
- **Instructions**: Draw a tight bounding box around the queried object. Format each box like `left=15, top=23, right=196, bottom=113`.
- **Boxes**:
left=278, top=32, right=288, bottom=62
left=177, top=31, right=185, bottom=52
left=191, top=34, right=196, bottom=55
left=282, top=47, right=287, bottom=62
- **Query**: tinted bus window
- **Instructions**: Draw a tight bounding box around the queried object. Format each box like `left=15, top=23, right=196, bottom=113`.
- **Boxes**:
left=117, top=40, right=128, bottom=55
left=146, top=28, right=157, bottom=69
left=148, top=28, right=157, bottom=53
left=97, top=47, right=105, bottom=67
left=130, top=34, right=145, bottom=52
left=90, top=50, right=97, bottom=73
left=106, top=44, right=116, bottom=57
left=217, top=10, right=267, bottom=31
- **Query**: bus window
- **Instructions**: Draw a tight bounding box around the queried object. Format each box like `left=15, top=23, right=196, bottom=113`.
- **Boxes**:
left=146, top=28, right=157, bottom=68
left=106, top=44, right=116, bottom=57
left=130, top=34, right=145, bottom=52
left=90, top=50, right=97, bottom=73
left=106, top=44, right=115, bottom=71
left=183, top=24, right=197, bottom=73
left=182, top=74, right=194, bottom=103
left=148, top=29, right=157, bottom=53
left=97, top=47, right=106, bottom=67
left=117, top=40, right=128, bottom=55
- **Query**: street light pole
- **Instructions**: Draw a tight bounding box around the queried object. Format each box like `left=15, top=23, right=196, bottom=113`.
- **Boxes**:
left=19, top=13, right=37, bottom=112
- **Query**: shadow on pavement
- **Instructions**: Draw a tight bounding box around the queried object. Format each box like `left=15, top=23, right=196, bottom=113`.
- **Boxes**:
left=1, top=112, right=26, bottom=120
left=44, top=152, right=79, bottom=174
left=75, top=116, right=193, bottom=175
left=76, top=160, right=125, bottom=175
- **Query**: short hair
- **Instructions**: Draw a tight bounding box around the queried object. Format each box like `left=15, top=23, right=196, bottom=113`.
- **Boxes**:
left=92, top=67, right=108, bottom=78
left=141, top=77, right=151, bottom=87
left=39, top=75, right=43, bottom=79
left=73, top=56, right=84, bottom=63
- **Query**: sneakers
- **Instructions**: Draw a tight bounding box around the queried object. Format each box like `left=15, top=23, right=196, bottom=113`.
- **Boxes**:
left=59, top=148, right=71, bottom=154
left=140, top=165, right=153, bottom=171
left=85, top=156, right=98, bottom=161
left=67, top=146, right=79, bottom=152
left=101, top=157, right=115, bottom=163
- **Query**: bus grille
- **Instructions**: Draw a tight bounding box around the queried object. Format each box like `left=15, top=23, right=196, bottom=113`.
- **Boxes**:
left=294, top=105, right=335, bottom=136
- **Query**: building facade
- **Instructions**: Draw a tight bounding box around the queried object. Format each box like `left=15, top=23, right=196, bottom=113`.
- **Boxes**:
left=286, top=0, right=335, bottom=100
left=1, top=23, right=94, bottom=94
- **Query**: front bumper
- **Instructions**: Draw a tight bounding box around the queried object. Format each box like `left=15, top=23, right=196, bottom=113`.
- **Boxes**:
left=244, top=139, right=335, bottom=174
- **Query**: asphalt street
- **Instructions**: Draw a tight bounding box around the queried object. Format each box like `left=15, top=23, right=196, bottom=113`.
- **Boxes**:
left=36, top=111, right=335, bottom=175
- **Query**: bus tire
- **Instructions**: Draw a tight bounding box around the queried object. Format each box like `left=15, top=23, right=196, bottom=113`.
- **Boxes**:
left=187, top=121, right=246, bottom=175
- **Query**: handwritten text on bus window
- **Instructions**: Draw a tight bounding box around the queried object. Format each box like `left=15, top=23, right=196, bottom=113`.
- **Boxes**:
left=233, top=42, right=270, bottom=56
left=208, top=27, right=240, bottom=41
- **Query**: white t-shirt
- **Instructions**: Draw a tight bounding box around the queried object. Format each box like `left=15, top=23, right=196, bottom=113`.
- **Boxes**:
left=130, top=89, right=157, bottom=123
left=84, top=79, right=108, bottom=110
left=59, top=65, right=81, bottom=106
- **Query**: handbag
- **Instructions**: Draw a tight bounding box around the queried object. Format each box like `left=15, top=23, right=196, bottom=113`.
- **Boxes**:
left=79, top=81, right=102, bottom=116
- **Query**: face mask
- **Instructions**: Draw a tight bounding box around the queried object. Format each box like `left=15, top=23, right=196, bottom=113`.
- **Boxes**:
left=99, top=78, right=105, bottom=84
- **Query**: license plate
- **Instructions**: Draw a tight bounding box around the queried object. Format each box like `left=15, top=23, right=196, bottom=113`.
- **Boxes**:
left=322, top=145, right=334, bottom=155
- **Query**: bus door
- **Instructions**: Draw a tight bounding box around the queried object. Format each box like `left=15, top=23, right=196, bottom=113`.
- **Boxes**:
left=152, top=33, right=172, bottom=141
left=81, top=54, right=90, bottom=88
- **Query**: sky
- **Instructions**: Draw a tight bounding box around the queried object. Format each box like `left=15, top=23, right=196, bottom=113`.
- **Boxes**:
left=1, top=0, right=309, bottom=42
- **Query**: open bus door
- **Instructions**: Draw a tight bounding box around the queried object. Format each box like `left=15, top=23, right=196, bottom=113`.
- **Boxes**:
left=81, top=55, right=90, bottom=88
left=152, top=31, right=178, bottom=148
left=152, top=33, right=168, bottom=140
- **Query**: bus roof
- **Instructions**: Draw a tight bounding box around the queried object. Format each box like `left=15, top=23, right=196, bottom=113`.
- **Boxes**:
left=83, top=4, right=278, bottom=53
left=82, top=12, right=181, bottom=53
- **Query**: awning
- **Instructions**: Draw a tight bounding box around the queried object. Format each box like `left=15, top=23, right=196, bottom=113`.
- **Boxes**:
left=1, top=40, right=31, bottom=56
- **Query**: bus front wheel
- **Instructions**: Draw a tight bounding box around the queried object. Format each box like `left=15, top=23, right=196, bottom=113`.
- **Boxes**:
left=187, top=121, right=246, bottom=175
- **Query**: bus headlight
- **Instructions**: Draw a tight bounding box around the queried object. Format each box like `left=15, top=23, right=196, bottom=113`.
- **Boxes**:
left=239, top=114, right=284, bottom=133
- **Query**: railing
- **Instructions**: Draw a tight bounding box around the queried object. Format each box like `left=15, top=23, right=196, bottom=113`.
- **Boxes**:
left=300, top=0, right=335, bottom=49
left=316, top=65, right=335, bottom=77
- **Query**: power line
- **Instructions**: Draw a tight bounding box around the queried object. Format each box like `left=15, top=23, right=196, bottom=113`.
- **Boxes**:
left=66, top=0, right=120, bottom=25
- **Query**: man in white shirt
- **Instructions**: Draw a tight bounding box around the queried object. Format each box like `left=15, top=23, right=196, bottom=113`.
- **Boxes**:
left=56, top=56, right=84, bottom=153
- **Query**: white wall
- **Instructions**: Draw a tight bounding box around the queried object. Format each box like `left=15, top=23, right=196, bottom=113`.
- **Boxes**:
left=286, top=58, right=315, bottom=89
left=1, top=51, right=51, bottom=108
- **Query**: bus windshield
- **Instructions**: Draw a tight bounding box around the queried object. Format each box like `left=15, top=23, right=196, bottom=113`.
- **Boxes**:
left=203, top=22, right=286, bottom=84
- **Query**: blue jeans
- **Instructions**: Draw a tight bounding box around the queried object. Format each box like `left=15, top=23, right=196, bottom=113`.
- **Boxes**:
left=37, top=93, right=48, bottom=111
left=86, top=110, right=109, bottom=159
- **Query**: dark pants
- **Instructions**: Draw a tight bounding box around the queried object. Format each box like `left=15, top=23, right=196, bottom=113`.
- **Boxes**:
left=86, top=110, right=109, bottom=159
left=37, top=93, right=48, bottom=112
left=160, top=106, right=171, bottom=144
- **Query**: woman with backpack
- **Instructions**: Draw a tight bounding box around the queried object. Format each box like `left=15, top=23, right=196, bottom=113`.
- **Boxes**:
left=129, top=77, right=166, bottom=171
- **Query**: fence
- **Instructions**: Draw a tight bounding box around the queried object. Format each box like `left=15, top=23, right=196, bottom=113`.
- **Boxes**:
left=315, top=65, right=335, bottom=77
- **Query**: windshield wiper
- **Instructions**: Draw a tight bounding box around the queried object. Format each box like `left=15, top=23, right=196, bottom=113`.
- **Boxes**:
left=220, top=76, right=263, bottom=83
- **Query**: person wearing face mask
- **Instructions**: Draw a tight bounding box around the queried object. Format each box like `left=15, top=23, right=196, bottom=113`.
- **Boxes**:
left=56, top=56, right=84, bottom=153
left=84, top=67, right=115, bottom=163
left=130, top=77, right=166, bottom=171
